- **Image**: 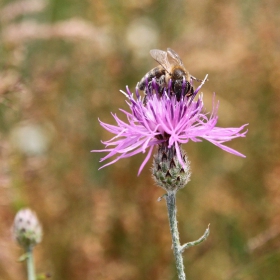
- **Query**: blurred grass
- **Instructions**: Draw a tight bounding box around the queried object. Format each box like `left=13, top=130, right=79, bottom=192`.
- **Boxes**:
left=1, top=0, right=280, bottom=279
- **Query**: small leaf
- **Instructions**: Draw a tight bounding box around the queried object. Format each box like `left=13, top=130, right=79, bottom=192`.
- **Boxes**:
left=18, top=253, right=28, bottom=262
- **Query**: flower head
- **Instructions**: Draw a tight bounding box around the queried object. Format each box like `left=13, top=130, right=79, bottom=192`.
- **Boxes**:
left=152, top=143, right=191, bottom=191
left=92, top=76, right=248, bottom=175
left=12, top=208, right=42, bottom=249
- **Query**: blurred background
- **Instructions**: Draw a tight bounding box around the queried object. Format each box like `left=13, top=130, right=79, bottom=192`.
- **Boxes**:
left=0, top=0, right=280, bottom=279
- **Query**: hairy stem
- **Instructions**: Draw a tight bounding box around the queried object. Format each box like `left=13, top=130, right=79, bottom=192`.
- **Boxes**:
left=26, top=246, right=36, bottom=280
left=165, top=191, right=186, bottom=280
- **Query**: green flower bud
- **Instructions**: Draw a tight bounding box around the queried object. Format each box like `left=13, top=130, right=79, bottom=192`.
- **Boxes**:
left=152, top=144, right=191, bottom=192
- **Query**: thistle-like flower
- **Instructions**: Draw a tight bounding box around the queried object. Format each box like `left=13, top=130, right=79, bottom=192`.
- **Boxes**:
left=93, top=73, right=248, bottom=280
left=92, top=76, right=248, bottom=176
left=12, top=208, right=42, bottom=249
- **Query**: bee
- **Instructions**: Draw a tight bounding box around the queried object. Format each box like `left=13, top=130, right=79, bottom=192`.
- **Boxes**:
left=138, top=48, right=202, bottom=100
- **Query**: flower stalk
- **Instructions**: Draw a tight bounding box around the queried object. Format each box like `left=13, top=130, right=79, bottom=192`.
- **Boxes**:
left=165, top=191, right=186, bottom=280
left=26, top=246, right=36, bottom=280
left=164, top=191, right=210, bottom=280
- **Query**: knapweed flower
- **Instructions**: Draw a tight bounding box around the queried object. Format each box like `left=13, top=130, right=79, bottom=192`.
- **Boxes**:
left=92, top=75, right=248, bottom=176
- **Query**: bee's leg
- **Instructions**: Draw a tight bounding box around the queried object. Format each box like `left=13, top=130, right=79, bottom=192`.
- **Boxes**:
left=186, top=85, right=194, bottom=97
left=190, top=75, right=208, bottom=82
left=190, top=75, right=201, bottom=82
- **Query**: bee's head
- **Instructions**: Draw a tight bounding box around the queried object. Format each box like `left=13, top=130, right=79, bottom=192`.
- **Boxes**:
left=171, top=68, right=186, bottom=80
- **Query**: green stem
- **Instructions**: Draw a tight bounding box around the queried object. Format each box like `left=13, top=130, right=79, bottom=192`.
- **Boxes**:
left=26, top=246, right=36, bottom=280
left=165, top=191, right=186, bottom=280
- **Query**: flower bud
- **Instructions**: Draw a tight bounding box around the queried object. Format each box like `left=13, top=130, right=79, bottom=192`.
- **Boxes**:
left=152, top=144, right=191, bottom=192
left=12, top=208, right=42, bottom=249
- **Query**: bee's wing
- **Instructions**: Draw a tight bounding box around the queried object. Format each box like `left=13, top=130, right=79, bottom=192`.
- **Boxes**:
left=150, top=49, right=171, bottom=72
left=167, top=48, right=184, bottom=66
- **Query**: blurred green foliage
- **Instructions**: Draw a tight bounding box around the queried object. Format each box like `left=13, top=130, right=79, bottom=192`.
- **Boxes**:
left=1, top=0, right=280, bottom=279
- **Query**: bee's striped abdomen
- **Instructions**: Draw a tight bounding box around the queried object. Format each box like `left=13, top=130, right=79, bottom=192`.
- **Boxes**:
left=138, top=66, right=166, bottom=90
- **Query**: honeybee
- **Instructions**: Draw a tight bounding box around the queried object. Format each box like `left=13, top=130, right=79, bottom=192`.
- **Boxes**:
left=138, top=48, right=202, bottom=100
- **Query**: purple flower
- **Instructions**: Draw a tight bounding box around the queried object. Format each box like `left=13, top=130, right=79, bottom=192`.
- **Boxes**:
left=92, top=76, right=248, bottom=175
